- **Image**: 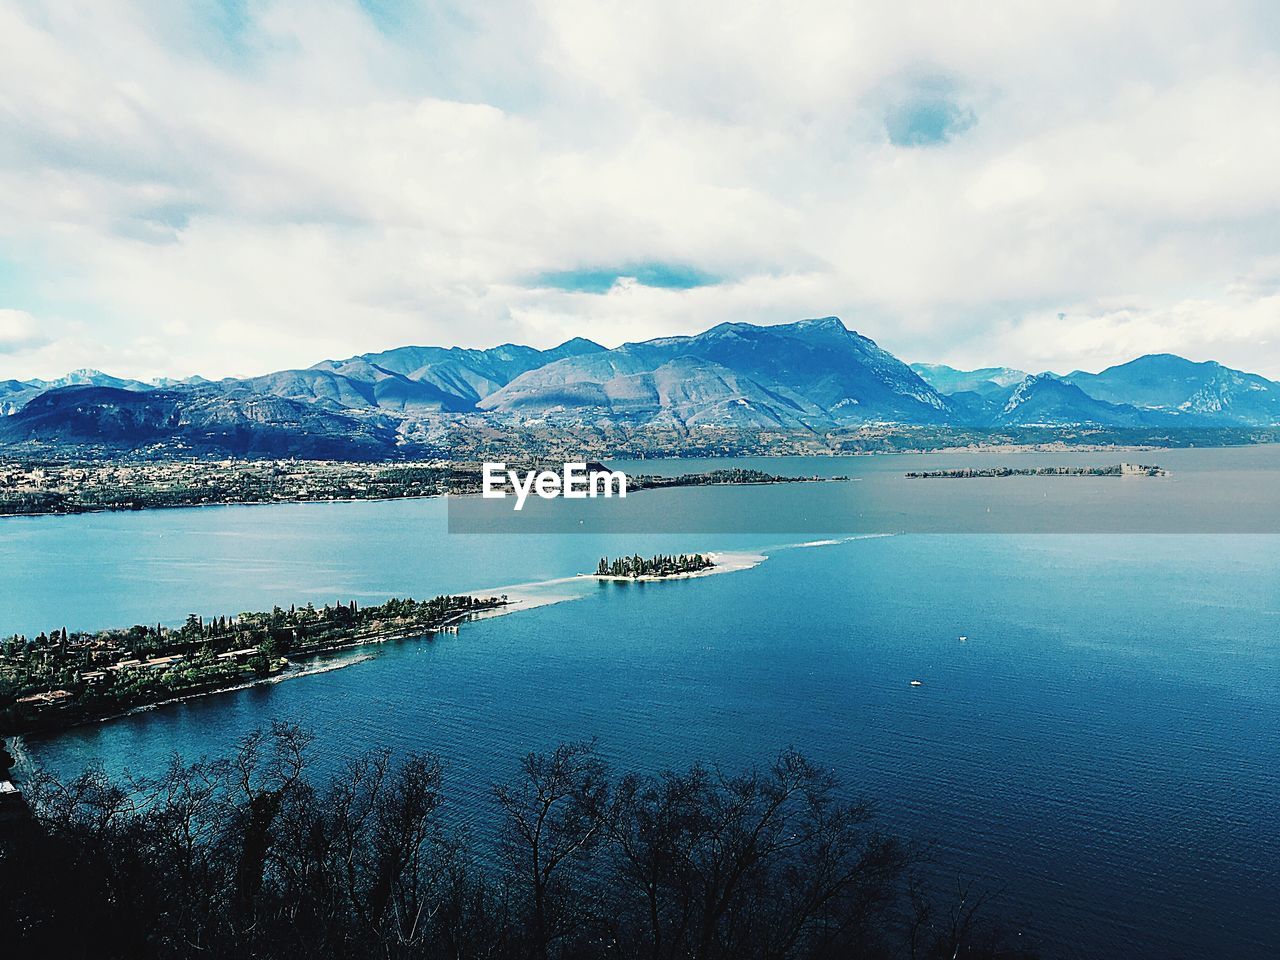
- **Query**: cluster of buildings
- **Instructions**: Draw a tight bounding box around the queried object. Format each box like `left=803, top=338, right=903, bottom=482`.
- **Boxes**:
left=8, top=646, right=263, bottom=722
left=0, top=458, right=453, bottom=515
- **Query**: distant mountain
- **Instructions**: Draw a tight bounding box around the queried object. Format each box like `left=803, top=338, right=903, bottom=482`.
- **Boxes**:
left=914, top=355, right=1280, bottom=427
left=3, top=320, right=1278, bottom=458
left=992, top=374, right=1154, bottom=427
left=912, top=364, right=1163, bottom=427
left=0, top=385, right=400, bottom=458
left=1, top=369, right=152, bottom=416
left=484, top=355, right=819, bottom=429
left=232, top=366, right=473, bottom=415
left=911, top=363, right=1028, bottom=397
left=0, top=379, right=34, bottom=417
left=26, top=368, right=150, bottom=392
left=150, top=375, right=211, bottom=388
left=482, top=318, right=951, bottom=428
left=312, top=338, right=605, bottom=407
left=1066, top=354, right=1280, bottom=425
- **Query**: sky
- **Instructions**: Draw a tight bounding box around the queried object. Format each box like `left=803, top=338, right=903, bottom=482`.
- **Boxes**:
left=1, top=0, right=1279, bottom=381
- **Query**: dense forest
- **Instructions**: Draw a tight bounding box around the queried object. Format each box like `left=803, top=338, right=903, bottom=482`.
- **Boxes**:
left=595, top=553, right=716, bottom=578
left=0, top=725, right=1036, bottom=960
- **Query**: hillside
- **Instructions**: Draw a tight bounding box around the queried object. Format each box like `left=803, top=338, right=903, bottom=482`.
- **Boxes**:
left=0, top=385, right=401, bottom=459
left=1066, top=354, right=1280, bottom=425
left=482, top=318, right=951, bottom=428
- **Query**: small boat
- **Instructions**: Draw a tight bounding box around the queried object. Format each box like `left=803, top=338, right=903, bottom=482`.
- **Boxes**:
left=910, top=679, right=923, bottom=687
left=958, top=636, right=967, bottom=642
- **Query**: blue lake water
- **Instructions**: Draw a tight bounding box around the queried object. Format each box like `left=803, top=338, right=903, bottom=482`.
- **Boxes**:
left=3, top=453, right=1279, bottom=960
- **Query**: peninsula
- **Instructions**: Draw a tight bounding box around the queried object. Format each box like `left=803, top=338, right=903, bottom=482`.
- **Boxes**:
left=0, top=592, right=506, bottom=736
left=2, top=546, right=755, bottom=737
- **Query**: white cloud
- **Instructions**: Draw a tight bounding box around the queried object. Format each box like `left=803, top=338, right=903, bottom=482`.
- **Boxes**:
left=965, top=290, right=1280, bottom=377
left=0, top=309, right=50, bottom=355
left=0, top=0, right=1278, bottom=380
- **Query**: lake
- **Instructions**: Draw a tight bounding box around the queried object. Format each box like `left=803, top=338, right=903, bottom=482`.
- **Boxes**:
left=3, top=450, right=1279, bottom=959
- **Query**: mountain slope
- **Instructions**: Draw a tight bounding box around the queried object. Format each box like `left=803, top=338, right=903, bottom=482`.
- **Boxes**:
left=1067, top=355, right=1280, bottom=425
left=234, top=366, right=472, bottom=414
left=911, top=363, right=1028, bottom=397
left=313, top=337, right=605, bottom=407
left=25, top=369, right=151, bottom=392
left=483, top=318, right=950, bottom=427
left=0, top=385, right=400, bottom=458
left=485, top=355, right=819, bottom=429
left=992, top=374, right=1155, bottom=427
left=1, top=379, right=37, bottom=416
left=2, top=370, right=151, bottom=415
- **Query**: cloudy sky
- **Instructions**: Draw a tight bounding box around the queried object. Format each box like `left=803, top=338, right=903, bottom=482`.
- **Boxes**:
left=2, top=0, right=1279, bottom=381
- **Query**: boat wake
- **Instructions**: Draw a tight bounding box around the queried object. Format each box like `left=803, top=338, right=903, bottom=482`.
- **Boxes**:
left=773, top=534, right=894, bottom=550
left=466, top=550, right=769, bottom=605
left=276, top=655, right=376, bottom=682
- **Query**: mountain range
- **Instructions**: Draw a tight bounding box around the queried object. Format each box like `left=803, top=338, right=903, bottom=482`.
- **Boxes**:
left=3, top=317, right=1278, bottom=457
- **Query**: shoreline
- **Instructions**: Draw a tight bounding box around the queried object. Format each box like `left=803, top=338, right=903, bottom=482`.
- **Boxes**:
left=17, top=654, right=376, bottom=743
left=0, top=476, right=825, bottom=521
left=4, top=443, right=1265, bottom=520
left=4, top=602, right=509, bottom=740
left=0, top=491, right=447, bottom=521
left=73, top=654, right=381, bottom=735
left=6, top=552, right=779, bottom=744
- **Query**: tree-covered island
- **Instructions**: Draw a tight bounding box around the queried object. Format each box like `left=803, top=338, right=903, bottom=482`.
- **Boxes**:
left=905, top=463, right=1166, bottom=478
left=594, top=553, right=716, bottom=579
left=631, top=467, right=836, bottom=488
left=0, top=592, right=506, bottom=736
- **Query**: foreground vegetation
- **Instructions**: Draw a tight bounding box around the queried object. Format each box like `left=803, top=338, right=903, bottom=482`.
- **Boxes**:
left=0, top=594, right=505, bottom=736
left=0, top=725, right=1036, bottom=960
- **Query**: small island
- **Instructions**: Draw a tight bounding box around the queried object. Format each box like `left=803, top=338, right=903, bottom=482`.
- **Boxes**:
left=0, top=592, right=506, bottom=736
left=630, top=468, right=835, bottom=489
left=593, top=553, right=716, bottom=580
left=905, top=463, right=1166, bottom=479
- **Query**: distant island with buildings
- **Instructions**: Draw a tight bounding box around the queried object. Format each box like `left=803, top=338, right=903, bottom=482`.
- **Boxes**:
left=905, top=463, right=1167, bottom=479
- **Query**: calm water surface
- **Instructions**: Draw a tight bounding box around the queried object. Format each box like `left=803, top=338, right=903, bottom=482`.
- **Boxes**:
left=2, top=453, right=1278, bottom=960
